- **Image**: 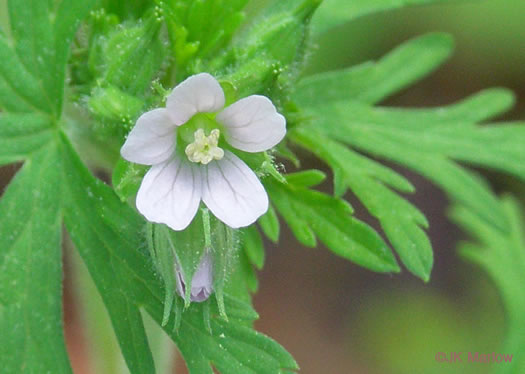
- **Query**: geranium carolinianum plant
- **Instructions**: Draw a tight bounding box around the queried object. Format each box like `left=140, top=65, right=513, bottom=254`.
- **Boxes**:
left=120, top=73, right=286, bottom=230
left=3, top=0, right=525, bottom=373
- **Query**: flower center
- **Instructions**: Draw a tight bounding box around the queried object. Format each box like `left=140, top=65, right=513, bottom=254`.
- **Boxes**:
left=185, top=129, right=224, bottom=165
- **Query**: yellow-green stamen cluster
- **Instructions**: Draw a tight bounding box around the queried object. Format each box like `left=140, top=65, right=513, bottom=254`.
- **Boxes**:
left=185, top=129, right=224, bottom=165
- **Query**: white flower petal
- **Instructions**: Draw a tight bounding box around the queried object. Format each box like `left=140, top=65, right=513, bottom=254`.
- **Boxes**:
left=121, top=108, right=176, bottom=165
left=202, top=151, right=268, bottom=228
left=136, top=155, right=202, bottom=231
left=166, top=73, right=225, bottom=125
left=216, top=95, right=286, bottom=152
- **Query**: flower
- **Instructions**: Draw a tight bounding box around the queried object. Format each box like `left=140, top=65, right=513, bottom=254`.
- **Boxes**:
left=121, top=73, right=286, bottom=230
left=175, top=252, right=213, bottom=302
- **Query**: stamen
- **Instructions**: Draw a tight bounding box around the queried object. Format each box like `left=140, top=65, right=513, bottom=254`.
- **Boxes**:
left=185, top=129, right=224, bottom=165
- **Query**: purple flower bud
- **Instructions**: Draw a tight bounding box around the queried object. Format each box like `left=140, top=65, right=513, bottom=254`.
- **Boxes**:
left=175, top=252, right=213, bottom=302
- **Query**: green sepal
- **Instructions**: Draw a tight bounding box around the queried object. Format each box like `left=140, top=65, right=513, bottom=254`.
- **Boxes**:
left=165, top=212, right=207, bottom=308
left=149, top=224, right=177, bottom=326
left=210, top=215, right=240, bottom=320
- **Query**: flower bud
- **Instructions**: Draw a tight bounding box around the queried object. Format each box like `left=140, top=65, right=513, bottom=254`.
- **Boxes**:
left=88, top=85, right=143, bottom=124
left=175, top=252, right=213, bottom=302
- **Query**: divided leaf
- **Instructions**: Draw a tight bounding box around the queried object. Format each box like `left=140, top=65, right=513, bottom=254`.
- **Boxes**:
left=265, top=172, right=400, bottom=273
left=292, top=33, right=525, bottom=279
left=299, top=100, right=519, bottom=231
left=291, top=130, right=431, bottom=280
left=294, top=33, right=454, bottom=106
left=0, top=143, right=71, bottom=374
left=4, top=0, right=97, bottom=115
left=0, top=2, right=101, bottom=373
left=59, top=134, right=157, bottom=374
left=0, top=113, right=54, bottom=166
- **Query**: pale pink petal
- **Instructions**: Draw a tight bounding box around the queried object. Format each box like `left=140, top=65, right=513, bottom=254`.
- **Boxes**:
left=175, top=252, right=213, bottom=302
left=136, top=155, right=202, bottom=231
left=202, top=151, right=268, bottom=228
left=166, top=73, right=225, bottom=126
left=121, top=108, right=176, bottom=165
left=216, top=95, right=286, bottom=152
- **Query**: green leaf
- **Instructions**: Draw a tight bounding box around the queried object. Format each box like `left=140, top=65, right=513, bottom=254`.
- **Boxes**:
left=258, top=204, right=281, bottom=242
left=7, top=0, right=57, bottom=113
left=395, top=123, right=525, bottom=180
left=294, top=33, right=454, bottom=106
left=311, top=0, right=451, bottom=36
left=4, top=0, right=96, bottom=115
left=298, top=88, right=514, bottom=126
left=302, top=99, right=520, bottom=231
left=0, top=32, right=54, bottom=113
left=292, top=29, right=522, bottom=280
left=58, top=134, right=157, bottom=374
left=266, top=174, right=400, bottom=273
left=451, top=197, right=525, bottom=373
left=0, top=113, right=54, bottom=166
left=284, top=169, right=327, bottom=188
left=291, top=130, right=431, bottom=280
left=0, top=142, right=71, bottom=374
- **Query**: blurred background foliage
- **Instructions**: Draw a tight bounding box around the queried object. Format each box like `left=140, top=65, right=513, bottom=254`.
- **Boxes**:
left=0, top=0, right=524, bottom=373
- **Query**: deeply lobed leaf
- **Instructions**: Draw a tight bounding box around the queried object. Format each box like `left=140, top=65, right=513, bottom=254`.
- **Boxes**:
left=265, top=173, right=400, bottom=273
left=292, top=33, right=524, bottom=280
left=291, top=130, right=431, bottom=279
left=0, top=113, right=54, bottom=166
left=294, top=33, right=454, bottom=106
left=0, top=142, right=71, bottom=374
